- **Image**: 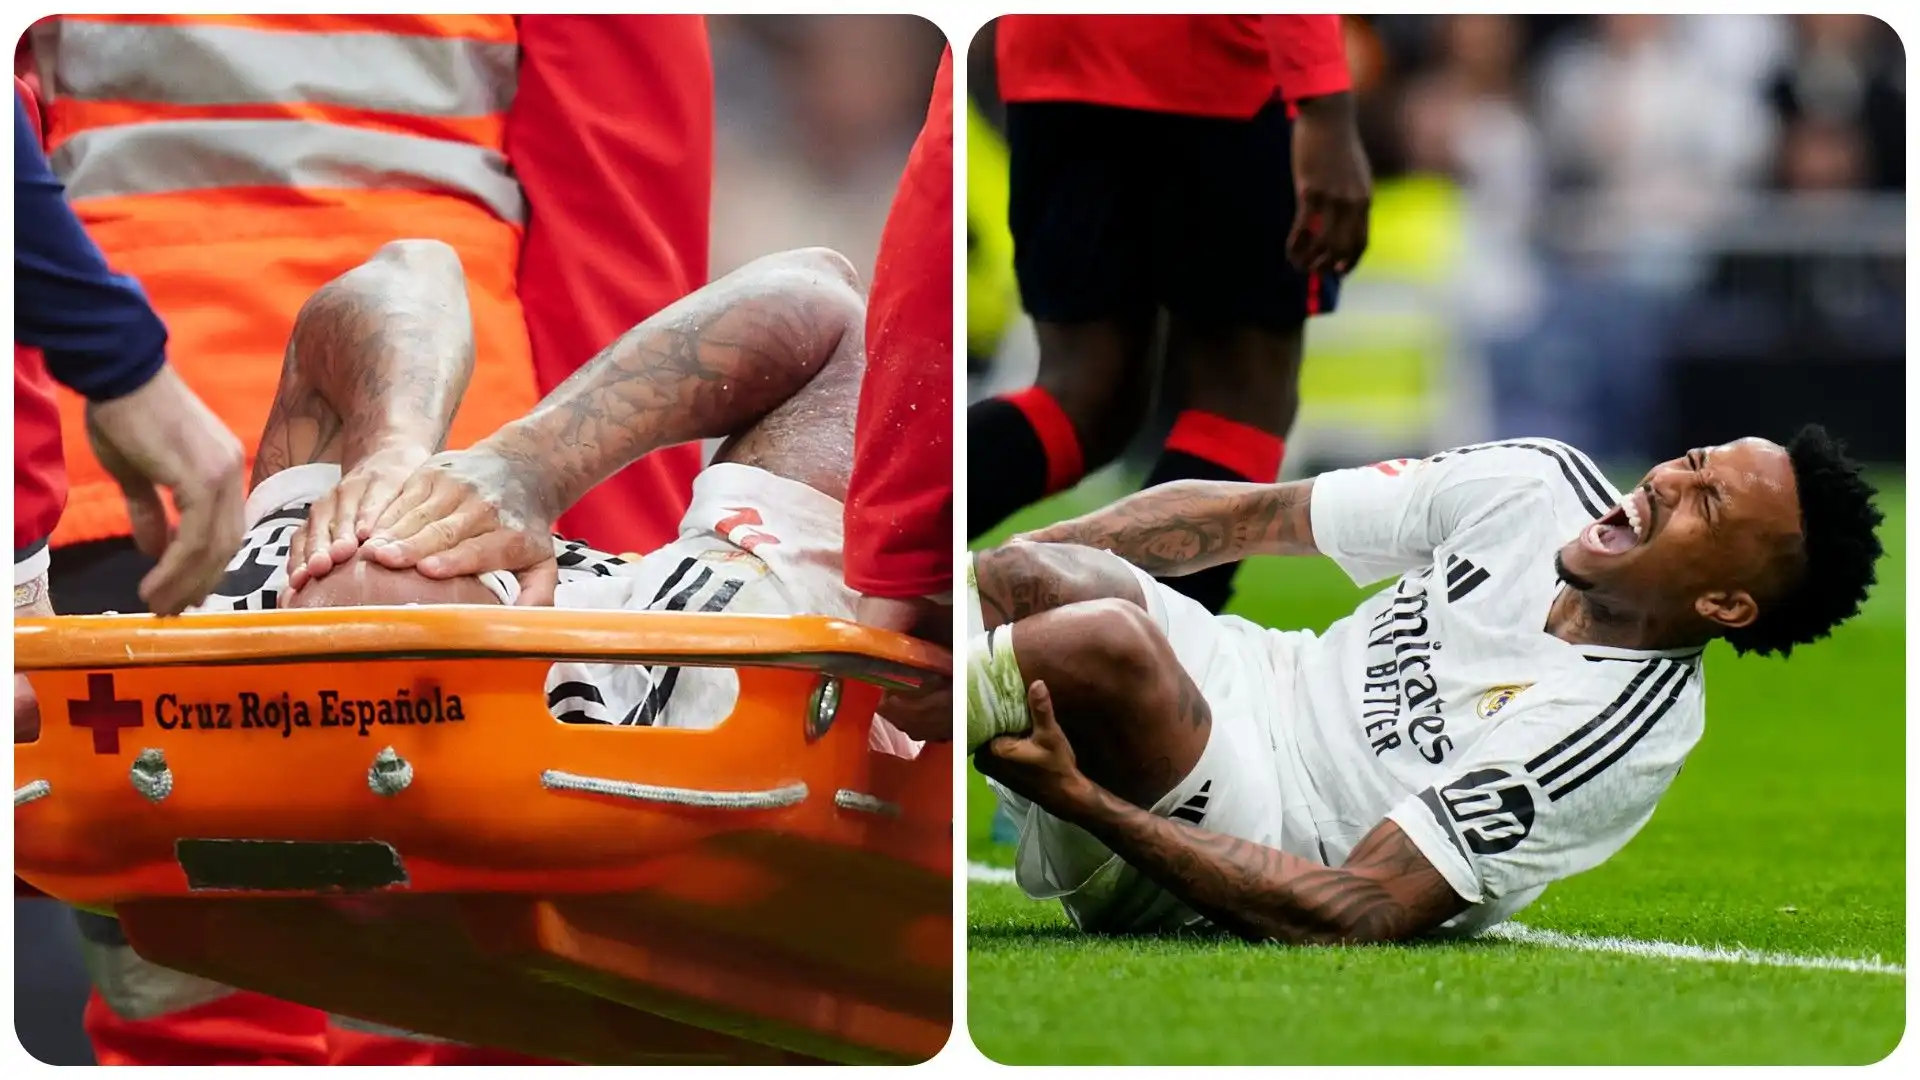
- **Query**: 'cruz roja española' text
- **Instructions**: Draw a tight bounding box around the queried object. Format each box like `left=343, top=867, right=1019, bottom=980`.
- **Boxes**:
left=153, top=688, right=467, bottom=738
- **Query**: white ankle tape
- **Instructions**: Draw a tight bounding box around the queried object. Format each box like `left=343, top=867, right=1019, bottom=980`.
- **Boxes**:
left=964, top=553, right=986, bottom=643
left=966, top=626, right=1031, bottom=752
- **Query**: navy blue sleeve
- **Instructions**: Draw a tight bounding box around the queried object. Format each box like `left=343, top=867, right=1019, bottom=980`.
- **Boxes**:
left=13, top=94, right=168, bottom=401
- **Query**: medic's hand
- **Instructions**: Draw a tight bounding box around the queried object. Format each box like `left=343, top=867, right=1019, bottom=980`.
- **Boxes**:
left=85, top=365, right=248, bottom=616
left=359, top=444, right=560, bottom=606
left=1287, top=91, right=1373, bottom=278
left=856, top=594, right=953, bottom=743
left=15, top=675, right=41, bottom=745
left=285, top=442, right=429, bottom=596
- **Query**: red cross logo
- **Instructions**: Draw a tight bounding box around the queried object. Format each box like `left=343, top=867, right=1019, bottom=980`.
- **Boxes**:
left=69, top=673, right=143, bottom=755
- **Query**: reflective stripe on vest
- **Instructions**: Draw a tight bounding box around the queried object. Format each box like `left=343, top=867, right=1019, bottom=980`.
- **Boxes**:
left=52, top=120, right=525, bottom=224
left=48, top=19, right=518, bottom=116
left=33, top=16, right=520, bottom=224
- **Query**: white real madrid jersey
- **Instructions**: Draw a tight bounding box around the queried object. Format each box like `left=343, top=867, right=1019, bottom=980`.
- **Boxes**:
left=1276, top=439, right=1707, bottom=931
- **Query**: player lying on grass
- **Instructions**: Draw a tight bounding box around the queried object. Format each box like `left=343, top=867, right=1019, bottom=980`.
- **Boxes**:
left=967, top=434, right=1881, bottom=942
left=185, top=238, right=930, bottom=751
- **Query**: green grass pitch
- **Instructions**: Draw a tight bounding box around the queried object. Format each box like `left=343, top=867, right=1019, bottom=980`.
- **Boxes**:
left=966, top=470, right=1906, bottom=1065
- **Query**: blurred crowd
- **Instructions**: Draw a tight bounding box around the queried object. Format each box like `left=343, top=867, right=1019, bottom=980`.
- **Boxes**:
left=970, top=14, right=1906, bottom=467
left=710, top=15, right=947, bottom=278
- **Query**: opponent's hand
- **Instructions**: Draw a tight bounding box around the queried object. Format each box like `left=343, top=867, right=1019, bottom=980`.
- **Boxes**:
left=360, top=447, right=560, bottom=605
left=284, top=443, right=428, bottom=595
left=85, top=365, right=248, bottom=615
left=1287, top=92, right=1372, bottom=278
left=974, top=680, right=1093, bottom=813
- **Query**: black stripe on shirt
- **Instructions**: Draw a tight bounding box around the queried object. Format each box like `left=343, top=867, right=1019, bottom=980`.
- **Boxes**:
left=1524, top=660, right=1670, bottom=776
left=626, top=565, right=749, bottom=727
left=546, top=681, right=605, bottom=709
left=1436, top=439, right=1615, bottom=520
left=1448, top=568, right=1490, bottom=603
left=1549, top=665, right=1693, bottom=802
left=1535, top=661, right=1685, bottom=793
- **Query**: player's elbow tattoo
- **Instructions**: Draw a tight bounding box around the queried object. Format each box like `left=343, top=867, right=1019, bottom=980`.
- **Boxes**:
left=499, top=259, right=857, bottom=515
left=267, top=244, right=476, bottom=473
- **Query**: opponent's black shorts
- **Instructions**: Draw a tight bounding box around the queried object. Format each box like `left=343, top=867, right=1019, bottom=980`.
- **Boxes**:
left=1006, top=99, right=1341, bottom=331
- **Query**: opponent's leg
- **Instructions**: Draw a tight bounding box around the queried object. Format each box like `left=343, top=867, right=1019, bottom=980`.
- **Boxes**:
left=1149, top=101, right=1334, bottom=614
left=969, top=102, right=1161, bottom=538
left=1149, top=318, right=1302, bottom=614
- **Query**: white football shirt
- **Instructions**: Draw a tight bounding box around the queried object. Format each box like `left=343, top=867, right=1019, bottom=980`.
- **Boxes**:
left=1277, top=439, right=1707, bottom=932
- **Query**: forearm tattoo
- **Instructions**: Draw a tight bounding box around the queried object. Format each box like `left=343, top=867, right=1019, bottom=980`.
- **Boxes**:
left=1076, top=788, right=1465, bottom=944
left=1041, top=481, right=1319, bottom=576
left=253, top=241, right=475, bottom=485
left=971, top=542, right=1149, bottom=629
left=490, top=257, right=858, bottom=520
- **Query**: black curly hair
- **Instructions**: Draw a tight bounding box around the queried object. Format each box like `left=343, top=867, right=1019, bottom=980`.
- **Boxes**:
left=1722, top=425, right=1884, bottom=659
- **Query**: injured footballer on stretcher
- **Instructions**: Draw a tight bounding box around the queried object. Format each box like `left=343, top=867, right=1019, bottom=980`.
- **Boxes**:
left=183, top=238, right=932, bottom=754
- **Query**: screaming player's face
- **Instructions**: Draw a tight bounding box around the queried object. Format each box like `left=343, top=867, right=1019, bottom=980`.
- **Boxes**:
left=1555, top=438, right=1803, bottom=636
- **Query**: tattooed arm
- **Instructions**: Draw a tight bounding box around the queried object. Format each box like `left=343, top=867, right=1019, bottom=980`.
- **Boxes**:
left=1018, top=480, right=1319, bottom=577
left=471, top=247, right=860, bottom=525
left=255, top=239, right=475, bottom=487
left=355, top=248, right=863, bottom=599
left=264, top=240, right=480, bottom=590
left=979, top=680, right=1466, bottom=945
left=1069, top=786, right=1466, bottom=944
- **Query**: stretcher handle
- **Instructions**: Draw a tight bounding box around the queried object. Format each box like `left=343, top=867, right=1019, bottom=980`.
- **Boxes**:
left=14, top=609, right=950, bottom=691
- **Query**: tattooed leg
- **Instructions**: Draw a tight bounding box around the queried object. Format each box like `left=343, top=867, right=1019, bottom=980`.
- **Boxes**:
left=986, top=597, right=1212, bottom=810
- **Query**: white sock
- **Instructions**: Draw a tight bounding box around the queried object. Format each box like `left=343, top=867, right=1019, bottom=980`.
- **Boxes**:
left=966, top=625, right=1032, bottom=752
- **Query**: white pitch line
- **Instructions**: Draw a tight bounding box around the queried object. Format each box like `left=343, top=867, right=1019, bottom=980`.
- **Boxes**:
left=1482, top=922, right=1904, bottom=977
left=967, top=862, right=1903, bottom=977
left=969, top=863, right=1016, bottom=885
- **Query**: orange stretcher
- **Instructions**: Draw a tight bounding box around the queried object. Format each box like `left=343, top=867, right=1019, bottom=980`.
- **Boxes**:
left=13, top=608, right=953, bottom=1064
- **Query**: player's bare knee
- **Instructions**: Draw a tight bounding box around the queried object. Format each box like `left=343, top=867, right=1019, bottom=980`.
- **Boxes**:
left=1031, top=597, right=1167, bottom=695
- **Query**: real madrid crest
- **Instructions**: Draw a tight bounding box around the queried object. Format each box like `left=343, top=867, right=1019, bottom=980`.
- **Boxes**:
left=1477, top=684, right=1531, bottom=720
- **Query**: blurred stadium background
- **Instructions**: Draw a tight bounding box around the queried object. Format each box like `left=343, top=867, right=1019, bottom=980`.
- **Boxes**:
left=967, top=14, right=1904, bottom=1064
left=12, top=14, right=946, bottom=1065
left=969, top=13, right=1904, bottom=473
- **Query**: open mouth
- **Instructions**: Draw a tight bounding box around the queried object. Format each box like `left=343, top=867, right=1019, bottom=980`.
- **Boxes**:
left=1580, top=488, right=1650, bottom=556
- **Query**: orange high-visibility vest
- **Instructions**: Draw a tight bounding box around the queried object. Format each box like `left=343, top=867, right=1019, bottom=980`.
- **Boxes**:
left=28, top=14, right=543, bottom=548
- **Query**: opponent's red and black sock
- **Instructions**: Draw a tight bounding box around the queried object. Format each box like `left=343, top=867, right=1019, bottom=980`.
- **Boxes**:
left=968, top=387, right=1086, bottom=539
left=1143, top=410, right=1286, bottom=614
